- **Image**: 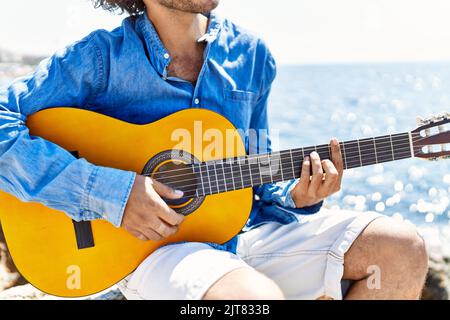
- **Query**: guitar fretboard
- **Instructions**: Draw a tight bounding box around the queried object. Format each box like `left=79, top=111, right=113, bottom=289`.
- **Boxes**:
left=159, top=132, right=414, bottom=198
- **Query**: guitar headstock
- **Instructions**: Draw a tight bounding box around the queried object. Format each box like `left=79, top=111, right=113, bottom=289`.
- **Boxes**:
left=411, top=112, right=450, bottom=161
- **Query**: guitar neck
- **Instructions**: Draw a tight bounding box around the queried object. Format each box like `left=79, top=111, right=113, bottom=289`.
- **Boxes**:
left=191, top=132, right=413, bottom=197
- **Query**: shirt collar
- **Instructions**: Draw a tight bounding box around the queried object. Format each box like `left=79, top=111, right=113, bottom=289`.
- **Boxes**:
left=137, top=11, right=222, bottom=77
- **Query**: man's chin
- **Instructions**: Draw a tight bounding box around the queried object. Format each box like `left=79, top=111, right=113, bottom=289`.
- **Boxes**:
left=160, top=0, right=220, bottom=14
left=189, top=4, right=220, bottom=14
left=201, top=0, right=220, bottom=12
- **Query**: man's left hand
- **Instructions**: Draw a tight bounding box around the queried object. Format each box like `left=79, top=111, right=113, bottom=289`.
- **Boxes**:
left=290, top=138, right=344, bottom=208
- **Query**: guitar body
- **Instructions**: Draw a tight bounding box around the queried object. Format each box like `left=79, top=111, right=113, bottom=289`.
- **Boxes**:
left=0, top=108, right=252, bottom=297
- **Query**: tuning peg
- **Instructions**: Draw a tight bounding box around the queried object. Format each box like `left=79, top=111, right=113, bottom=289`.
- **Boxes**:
left=420, top=114, right=436, bottom=125
left=423, top=128, right=433, bottom=154
left=438, top=125, right=448, bottom=152
left=416, top=116, right=425, bottom=126
left=418, top=112, right=450, bottom=124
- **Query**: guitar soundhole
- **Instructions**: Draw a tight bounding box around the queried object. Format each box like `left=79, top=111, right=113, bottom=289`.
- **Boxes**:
left=142, top=150, right=205, bottom=216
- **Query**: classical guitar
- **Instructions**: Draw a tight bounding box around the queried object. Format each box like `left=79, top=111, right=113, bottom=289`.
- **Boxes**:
left=0, top=108, right=448, bottom=297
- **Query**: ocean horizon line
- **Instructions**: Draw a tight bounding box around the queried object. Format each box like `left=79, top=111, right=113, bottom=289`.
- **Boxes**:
left=278, top=59, right=450, bottom=68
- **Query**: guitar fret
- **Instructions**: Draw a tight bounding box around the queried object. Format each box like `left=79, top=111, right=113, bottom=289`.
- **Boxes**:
left=221, top=161, right=228, bottom=192
left=344, top=140, right=361, bottom=169
left=238, top=157, right=251, bottom=188
left=392, top=133, right=412, bottom=161
left=208, top=162, right=218, bottom=194
left=232, top=158, right=243, bottom=190
left=238, top=157, right=246, bottom=188
left=356, top=139, right=362, bottom=167
left=205, top=164, right=211, bottom=193
left=258, top=156, right=266, bottom=183
left=272, top=152, right=284, bottom=182
left=252, top=157, right=264, bottom=184
left=223, top=160, right=235, bottom=192
left=259, top=154, right=273, bottom=184
left=278, top=152, right=285, bottom=181
left=408, top=132, right=415, bottom=158
left=202, top=162, right=212, bottom=195
left=341, top=141, right=347, bottom=169
left=257, top=157, right=264, bottom=184
left=229, top=160, right=236, bottom=190
left=389, top=134, right=395, bottom=160
left=289, top=149, right=296, bottom=178
left=359, top=138, right=377, bottom=166
left=372, top=137, right=378, bottom=164
left=250, top=156, right=263, bottom=185
left=247, top=157, right=253, bottom=186
left=196, top=163, right=205, bottom=196
left=218, top=161, right=225, bottom=192
left=213, top=161, right=220, bottom=193
left=375, top=135, right=394, bottom=163
left=268, top=155, right=274, bottom=183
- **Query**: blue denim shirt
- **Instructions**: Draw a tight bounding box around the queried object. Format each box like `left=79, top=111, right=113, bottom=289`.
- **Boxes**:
left=0, top=12, right=322, bottom=253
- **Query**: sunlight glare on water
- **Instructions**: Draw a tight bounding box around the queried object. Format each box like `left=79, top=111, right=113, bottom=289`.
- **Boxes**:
left=269, top=63, right=450, bottom=232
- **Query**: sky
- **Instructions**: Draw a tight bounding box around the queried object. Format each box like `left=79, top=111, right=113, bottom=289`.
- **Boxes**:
left=1, top=0, right=450, bottom=65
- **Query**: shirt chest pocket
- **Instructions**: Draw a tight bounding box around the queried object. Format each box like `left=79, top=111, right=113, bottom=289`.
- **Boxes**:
left=221, top=89, right=259, bottom=130
left=223, top=89, right=258, bottom=103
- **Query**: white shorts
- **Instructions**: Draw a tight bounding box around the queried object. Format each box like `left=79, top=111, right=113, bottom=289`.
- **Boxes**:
left=117, top=208, right=382, bottom=300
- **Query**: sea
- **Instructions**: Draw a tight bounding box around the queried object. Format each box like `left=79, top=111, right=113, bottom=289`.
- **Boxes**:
left=269, top=63, right=450, bottom=250
left=1, top=62, right=450, bottom=249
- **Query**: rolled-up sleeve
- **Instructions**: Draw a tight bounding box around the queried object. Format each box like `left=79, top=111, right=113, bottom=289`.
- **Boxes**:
left=0, top=33, right=135, bottom=227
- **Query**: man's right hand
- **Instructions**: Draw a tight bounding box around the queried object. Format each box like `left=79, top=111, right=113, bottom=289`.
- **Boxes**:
left=121, top=175, right=185, bottom=241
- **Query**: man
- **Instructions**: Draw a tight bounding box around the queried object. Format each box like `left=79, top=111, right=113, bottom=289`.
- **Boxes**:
left=0, top=0, right=428, bottom=300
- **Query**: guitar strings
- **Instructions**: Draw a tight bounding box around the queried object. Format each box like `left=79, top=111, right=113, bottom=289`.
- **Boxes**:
left=147, top=141, right=414, bottom=187
left=160, top=151, right=415, bottom=196
left=146, top=140, right=420, bottom=189
left=151, top=148, right=416, bottom=196
left=144, top=132, right=440, bottom=196
left=156, top=132, right=411, bottom=169
left=147, top=132, right=417, bottom=179
left=173, top=135, right=445, bottom=196
left=146, top=141, right=419, bottom=191
left=157, top=134, right=435, bottom=195
left=146, top=135, right=418, bottom=182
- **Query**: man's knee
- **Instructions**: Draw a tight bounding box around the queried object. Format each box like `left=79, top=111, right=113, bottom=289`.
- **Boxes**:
left=203, top=268, right=285, bottom=300
left=371, top=218, right=427, bottom=274
left=347, top=217, right=428, bottom=280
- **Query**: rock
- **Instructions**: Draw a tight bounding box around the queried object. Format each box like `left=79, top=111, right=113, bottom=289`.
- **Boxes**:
left=0, top=284, right=126, bottom=300
left=419, top=226, right=450, bottom=300
left=422, top=255, right=450, bottom=300
left=0, top=266, right=26, bottom=292
left=0, top=223, right=27, bottom=290
left=0, top=284, right=47, bottom=300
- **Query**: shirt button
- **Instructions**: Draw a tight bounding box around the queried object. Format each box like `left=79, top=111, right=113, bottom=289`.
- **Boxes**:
left=163, top=53, right=170, bottom=59
left=194, top=98, right=200, bottom=105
